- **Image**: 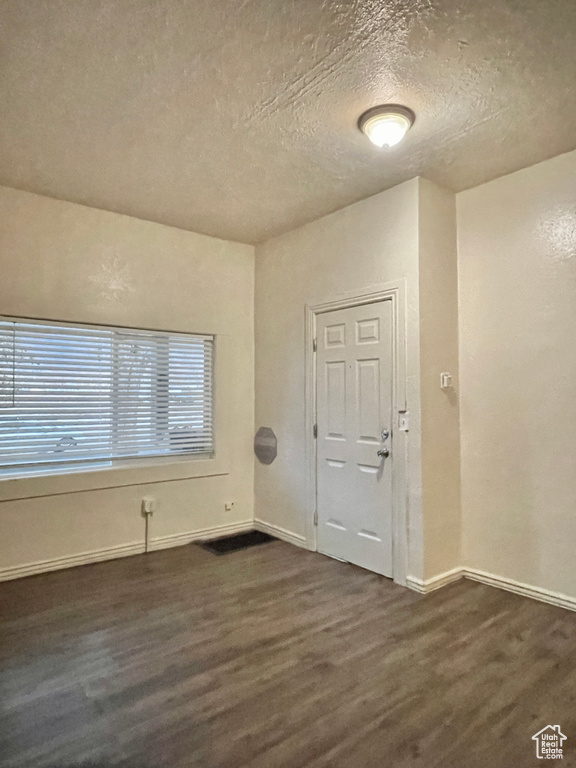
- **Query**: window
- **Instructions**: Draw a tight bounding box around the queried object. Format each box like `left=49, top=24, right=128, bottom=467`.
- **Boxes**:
left=0, top=317, right=214, bottom=474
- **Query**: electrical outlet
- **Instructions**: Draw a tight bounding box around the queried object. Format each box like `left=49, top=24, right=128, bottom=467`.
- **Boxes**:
left=225, top=502, right=234, bottom=511
left=141, top=496, right=157, bottom=516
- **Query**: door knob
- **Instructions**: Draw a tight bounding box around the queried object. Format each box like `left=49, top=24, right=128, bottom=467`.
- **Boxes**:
left=377, top=447, right=390, bottom=458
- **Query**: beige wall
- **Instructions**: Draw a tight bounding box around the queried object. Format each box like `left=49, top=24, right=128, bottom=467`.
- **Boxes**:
left=10, top=146, right=575, bottom=602
left=418, top=179, right=461, bottom=579
left=0, top=186, right=255, bottom=578
left=255, top=179, right=426, bottom=582
left=457, top=149, right=576, bottom=597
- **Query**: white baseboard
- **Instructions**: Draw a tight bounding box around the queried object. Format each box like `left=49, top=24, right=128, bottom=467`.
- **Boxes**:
left=406, top=567, right=463, bottom=594
left=254, top=518, right=310, bottom=549
left=6, top=523, right=575, bottom=616
left=0, top=520, right=254, bottom=583
left=406, top=565, right=576, bottom=613
left=149, top=520, right=253, bottom=552
left=464, top=568, right=576, bottom=613
left=0, top=541, right=145, bottom=582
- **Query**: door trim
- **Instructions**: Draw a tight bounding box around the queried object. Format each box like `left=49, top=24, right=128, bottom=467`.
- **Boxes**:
left=305, top=280, right=408, bottom=586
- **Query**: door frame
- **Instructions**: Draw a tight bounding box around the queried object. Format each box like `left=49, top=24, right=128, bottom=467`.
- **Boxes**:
left=305, top=280, right=409, bottom=586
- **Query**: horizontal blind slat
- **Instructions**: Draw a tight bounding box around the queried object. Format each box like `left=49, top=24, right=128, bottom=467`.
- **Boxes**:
left=0, top=317, right=214, bottom=470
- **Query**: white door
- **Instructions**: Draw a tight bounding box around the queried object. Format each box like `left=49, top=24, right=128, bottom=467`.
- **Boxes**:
left=316, top=300, right=393, bottom=576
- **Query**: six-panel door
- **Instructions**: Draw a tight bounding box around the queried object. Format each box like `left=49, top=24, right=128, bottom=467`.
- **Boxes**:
left=316, top=299, right=393, bottom=576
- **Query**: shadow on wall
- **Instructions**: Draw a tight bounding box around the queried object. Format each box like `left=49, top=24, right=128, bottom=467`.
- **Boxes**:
left=443, top=386, right=458, bottom=409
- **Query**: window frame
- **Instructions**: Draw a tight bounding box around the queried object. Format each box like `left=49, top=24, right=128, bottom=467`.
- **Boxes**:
left=0, top=315, right=217, bottom=481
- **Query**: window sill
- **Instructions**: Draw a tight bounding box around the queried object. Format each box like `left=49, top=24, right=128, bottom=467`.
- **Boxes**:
left=0, top=451, right=229, bottom=502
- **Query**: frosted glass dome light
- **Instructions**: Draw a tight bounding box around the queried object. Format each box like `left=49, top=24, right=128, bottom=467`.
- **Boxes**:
left=358, top=105, right=415, bottom=148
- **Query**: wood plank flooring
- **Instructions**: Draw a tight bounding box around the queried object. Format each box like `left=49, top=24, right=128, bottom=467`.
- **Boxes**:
left=1, top=541, right=576, bottom=767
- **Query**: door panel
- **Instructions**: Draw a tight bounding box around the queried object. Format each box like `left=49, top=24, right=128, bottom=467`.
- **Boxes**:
left=316, top=300, right=393, bottom=577
left=357, top=359, right=380, bottom=441
left=326, top=362, right=346, bottom=438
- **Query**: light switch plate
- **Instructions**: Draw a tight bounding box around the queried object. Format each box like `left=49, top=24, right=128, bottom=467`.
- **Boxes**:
left=440, top=372, right=453, bottom=389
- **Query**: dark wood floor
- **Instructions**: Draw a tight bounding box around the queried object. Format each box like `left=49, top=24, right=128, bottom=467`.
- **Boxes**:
left=1, top=542, right=576, bottom=768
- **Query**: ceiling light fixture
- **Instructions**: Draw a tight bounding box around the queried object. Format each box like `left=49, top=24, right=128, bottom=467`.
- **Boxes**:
left=358, top=104, right=415, bottom=148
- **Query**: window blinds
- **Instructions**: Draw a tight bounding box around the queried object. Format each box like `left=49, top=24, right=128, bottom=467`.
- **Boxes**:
left=0, top=318, right=214, bottom=472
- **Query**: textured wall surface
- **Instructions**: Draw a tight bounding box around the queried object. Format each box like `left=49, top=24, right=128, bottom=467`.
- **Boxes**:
left=255, top=179, right=425, bottom=581
left=458, top=148, right=576, bottom=597
left=418, top=179, right=461, bottom=580
left=1, top=0, right=576, bottom=243
left=0, top=186, right=254, bottom=575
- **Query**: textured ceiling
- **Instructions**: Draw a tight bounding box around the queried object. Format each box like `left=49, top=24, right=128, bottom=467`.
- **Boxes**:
left=1, top=0, right=576, bottom=244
